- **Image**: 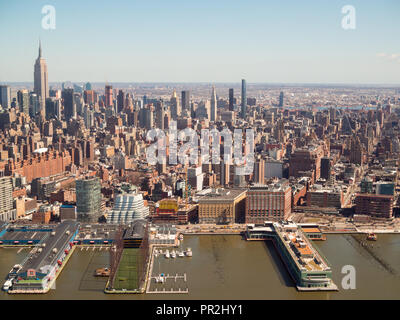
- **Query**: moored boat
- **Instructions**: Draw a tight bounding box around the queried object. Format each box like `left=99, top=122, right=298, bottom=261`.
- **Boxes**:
left=367, top=233, right=377, bottom=241
left=94, top=267, right=110, bottom=277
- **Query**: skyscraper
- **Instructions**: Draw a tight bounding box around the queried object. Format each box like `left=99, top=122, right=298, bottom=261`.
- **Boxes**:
left=241, top=79, right=246, bottom=118
left=210, top=85, right=217, bottom=122
left=17, top=89, right=29, bottom=114
left=181, top=90, right=190, bottom=113
left=62, top=88, right=76, bottom=121
left=34, top=41, right=49, bottom=110
left=117, top=89, right=125, bottom=113
left=170, top=89, right=180, bottom=120
left=0, top=85, right=11, bottom=109
left=29, top=93, right=40, bottom=117
left=155, top=100, right=165, bottom=130
left=279, top=91, right=284, bottom=108
left=229, top=88, right=234, bottom=111
left=76, top=177, right=102, bottom=223
left=105, top=85, right=113, bottom=107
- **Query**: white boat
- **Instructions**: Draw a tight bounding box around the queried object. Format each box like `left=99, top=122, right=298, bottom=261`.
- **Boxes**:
left=178, top=251, right=185, bottom=257
left=3, top=279, right=12, bottom=291
left=155, top=274, right=166, bottom=283
left=165, top=249, right=170, bottom=259
left=171, top=250, right=176, bottom=258
left=185, top=248, right=192, bottom=257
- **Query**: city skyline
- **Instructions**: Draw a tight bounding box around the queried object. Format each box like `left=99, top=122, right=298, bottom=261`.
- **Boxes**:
left=0, top=0, right=399, bottom=84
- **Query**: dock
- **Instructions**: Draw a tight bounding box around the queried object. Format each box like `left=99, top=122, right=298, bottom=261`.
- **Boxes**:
left=245, top=221, right=339, bottom=292
left=8, top=221, right=79, bottom=294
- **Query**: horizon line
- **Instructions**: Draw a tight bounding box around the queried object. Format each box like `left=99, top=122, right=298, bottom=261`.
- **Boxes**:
left=1, top=81, right=400, bottom=87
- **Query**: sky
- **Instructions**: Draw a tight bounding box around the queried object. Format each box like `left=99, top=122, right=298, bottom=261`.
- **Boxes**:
left=0, top=0, right=399, bottom=84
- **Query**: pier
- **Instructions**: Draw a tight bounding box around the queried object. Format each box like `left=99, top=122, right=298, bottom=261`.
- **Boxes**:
left=7, top=221, right=80, bottom=294
left=246, top=222, right=338, bottom=292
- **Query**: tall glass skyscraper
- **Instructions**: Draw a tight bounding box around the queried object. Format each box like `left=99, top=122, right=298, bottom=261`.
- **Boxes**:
left=76, top=177, right=102, bottom=223
left=279, top=91, right=284, bottom=107
left=0, top=85, right=11, bottom=109
left=241, top=79, right=246, bottom=118
left=229, top=88, right=234, bottom=111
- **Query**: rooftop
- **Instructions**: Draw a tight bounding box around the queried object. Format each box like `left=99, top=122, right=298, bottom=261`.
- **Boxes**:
left=275, top=223, right=330, bottom=273
left=197, top=188, right=246, bottom=203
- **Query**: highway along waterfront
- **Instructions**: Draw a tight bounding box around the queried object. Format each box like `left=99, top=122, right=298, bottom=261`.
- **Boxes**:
left=1, top=234, right=400, bottom=300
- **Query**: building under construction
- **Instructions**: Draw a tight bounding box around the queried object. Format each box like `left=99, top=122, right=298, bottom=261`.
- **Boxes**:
left=151, top=198, right=199, bottom=224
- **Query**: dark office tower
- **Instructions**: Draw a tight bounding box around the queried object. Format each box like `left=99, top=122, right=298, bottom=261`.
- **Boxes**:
left=229, top=88, right=234, bottom=111
left=0, top=85, right=11, bottom=109
left=62, top=88, right=75, bottom=121
left=45, top=98, right=57, bottom=120
left=320, top=157, right=331, bottom=180
left=329, top=107, right=336, bottom=122
left=155, top=100, right=165, bottom=130
left=279, top=91, right=284, bottom=108
left=117, top=90, right=125, bottom=113
left=17, top=90, right=30, bottom=115
left=29, top=93, right=40, bottom=117
left=105, top=85, right=113, bottom=107
left=181, top=90, right=190, bottom=112
left=241, top=79, right=246, bottom=118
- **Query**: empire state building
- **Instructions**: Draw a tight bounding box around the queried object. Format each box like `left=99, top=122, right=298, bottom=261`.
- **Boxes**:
left=34, top=41, right=49, bottom=111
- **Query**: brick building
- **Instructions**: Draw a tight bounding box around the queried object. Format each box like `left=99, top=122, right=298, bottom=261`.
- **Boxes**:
left=245, top=181, right=292, bottom=224
left=355, top=194, right=393, bottom=219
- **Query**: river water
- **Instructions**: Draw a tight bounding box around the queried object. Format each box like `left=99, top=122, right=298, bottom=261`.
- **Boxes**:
left=1, top=234, right=399, bottom=300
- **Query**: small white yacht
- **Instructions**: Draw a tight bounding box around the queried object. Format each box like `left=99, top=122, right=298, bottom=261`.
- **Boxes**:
left=165, top=249, right=170, bottom=259
left=155, top=274, right=166, bottom=283
left=171, top=250, right=176, bottom=258
left=178, top=250, right=185, bottom=257
left=185, top=248, right=192, bottom=257
left=3, top=279, right=12, bottom=291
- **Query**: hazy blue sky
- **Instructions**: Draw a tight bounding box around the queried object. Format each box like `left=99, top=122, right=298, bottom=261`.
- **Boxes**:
left=0, top=0, right=399, bottom=83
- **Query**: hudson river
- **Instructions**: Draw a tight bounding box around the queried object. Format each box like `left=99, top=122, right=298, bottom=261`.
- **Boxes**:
left=1, top=234, right=399, bottom=299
